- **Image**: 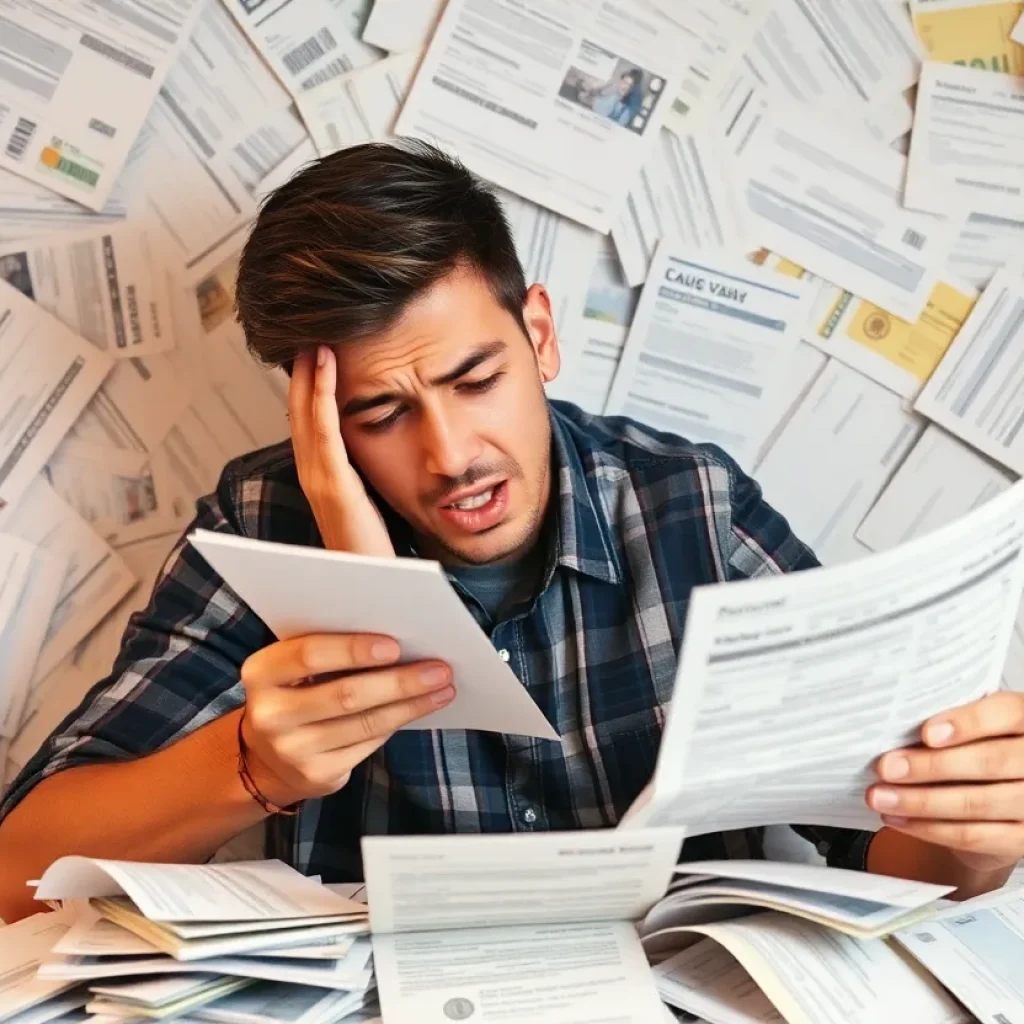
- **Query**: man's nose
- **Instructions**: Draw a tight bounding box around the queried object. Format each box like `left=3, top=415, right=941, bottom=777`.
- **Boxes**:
left=421, top=404, right=481, bottom=481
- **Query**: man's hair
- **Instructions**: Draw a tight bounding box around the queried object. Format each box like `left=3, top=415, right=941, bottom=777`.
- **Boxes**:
left=235, top=140, right=527, bottom=367
left=622, top=68, right=641, bottom=85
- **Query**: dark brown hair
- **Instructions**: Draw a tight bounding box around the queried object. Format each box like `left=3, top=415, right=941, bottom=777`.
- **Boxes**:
left=235, top=140, right=527, bottom=367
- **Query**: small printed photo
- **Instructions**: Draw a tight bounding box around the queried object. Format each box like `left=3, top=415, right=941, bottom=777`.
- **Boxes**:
left=557, top=42, right=665, bottom=136
left=0, top=252, right=34, bottom=300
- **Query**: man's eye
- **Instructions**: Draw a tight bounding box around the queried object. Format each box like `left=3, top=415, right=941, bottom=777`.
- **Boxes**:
left=458, top=372, right=504, bottom=394
left=363, top=408, right=404, bottom=432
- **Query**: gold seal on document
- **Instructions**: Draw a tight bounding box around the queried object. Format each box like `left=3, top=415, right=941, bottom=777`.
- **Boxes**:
left=863, top=312, right=891, bottom=341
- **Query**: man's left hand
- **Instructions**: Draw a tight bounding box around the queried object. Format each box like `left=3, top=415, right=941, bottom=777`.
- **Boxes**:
left=870, top=691, right=1024, bottom=874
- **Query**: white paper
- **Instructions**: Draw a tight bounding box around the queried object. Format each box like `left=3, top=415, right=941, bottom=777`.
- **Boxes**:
left=0, top=224, right=173, bottom=359
left=394, top=0, right=685, bottom=231
left=604, top=245, right=811, bottom=467
left=906, top=62, right=1024, bottom=221
left=372, top=920, right=665, bottom=1024
left=947, top=210, right=1024, bottom=288
left=914, top=269, right=1024, bottom=476
left=361, top=0, right=443, bottom=53
left=612, top=127, right=748, bottom=288
left=362, top=828, right=683, bottom=934
left=0, top=907, right=78, bottom=1020
left=0, top=278, right=114, bottom=512
left=640, top=477, right=1024, bottom=835
left=1015, top=9, right=1024, bottom=45
left=755, top=361, right=924, bottom=564
left=741, top=109, right=958, bottom=322
left=187, top=529, right=558, bottom=739
left=0, top=0, right=204, bottom=209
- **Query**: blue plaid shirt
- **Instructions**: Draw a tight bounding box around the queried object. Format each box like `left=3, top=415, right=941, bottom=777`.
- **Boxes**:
left=1, top=403, right=872, bottom=877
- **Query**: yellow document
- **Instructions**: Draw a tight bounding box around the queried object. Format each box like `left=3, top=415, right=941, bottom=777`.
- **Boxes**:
left=813, top=279, right=977, bottom=399
left=749, top=248, right=807, bottom=279
left=911, top=0, right=1024, bottom=74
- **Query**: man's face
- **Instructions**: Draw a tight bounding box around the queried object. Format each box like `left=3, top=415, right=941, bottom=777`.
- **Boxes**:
left=334, top=268, right=560, bottom=566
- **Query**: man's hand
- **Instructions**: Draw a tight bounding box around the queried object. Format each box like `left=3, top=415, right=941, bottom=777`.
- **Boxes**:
left=870, top=691, right=1024, bottom=876
left=239, top=633, right=455, bottom=806
left=290, top=345, right=394, bottom=556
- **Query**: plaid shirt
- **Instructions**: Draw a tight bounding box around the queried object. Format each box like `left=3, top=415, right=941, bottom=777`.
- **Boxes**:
left=1, top=402, right=873, bottom=878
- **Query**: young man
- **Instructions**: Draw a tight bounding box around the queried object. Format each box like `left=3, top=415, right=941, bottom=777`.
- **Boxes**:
left=1, top=142, right=1022, bottom=922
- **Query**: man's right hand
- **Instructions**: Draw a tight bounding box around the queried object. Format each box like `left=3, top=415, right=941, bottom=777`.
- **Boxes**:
left=239, top=633, right=455, bottom=807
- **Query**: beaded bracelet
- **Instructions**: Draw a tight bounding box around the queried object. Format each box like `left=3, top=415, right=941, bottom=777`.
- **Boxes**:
left=237, top=713, right=302, bottom=817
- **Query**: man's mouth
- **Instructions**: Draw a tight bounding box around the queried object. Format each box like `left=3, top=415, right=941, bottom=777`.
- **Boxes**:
left=448, top=488, right=496, bottom=511
left=438, top=479, right=510, bottom=533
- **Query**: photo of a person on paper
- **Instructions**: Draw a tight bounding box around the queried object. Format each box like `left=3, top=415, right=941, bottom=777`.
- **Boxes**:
left=557, top=44, right=664, bottom=134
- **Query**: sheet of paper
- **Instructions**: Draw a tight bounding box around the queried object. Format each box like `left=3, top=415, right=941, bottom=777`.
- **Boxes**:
left=604, top=245, right=811, bottom=467
left=182, top=980, right=363, bottom=1024
left=741, top=108, right=958, bottom=322
left=250, top=138, right=318, bottom=205
left=640, top=474, right=1024, bottom=836
left=394, top=0, right=685, bottom=231
left=221, top=0, right=382, bottom=101
left=0, top=908, right=78, bottom=1019
left=361, top=0, right=443, bottom=53
left=372, top=920, right=665, bottom=1024
left=612, top=127, right=748, bottom=287
left=1016, top=8, right=1024, bottom=41
left=0, top=0, right=204, bottom=209
left=946, top=210, right=1024, bottom=288
left=188, top=529, right=558, bottom=739
left=897, top=887, right=1024, bottom=1023
left=0, top=225, right=174, bottom=359
left=216, top=107, right=312, bottom=198
left=0, top=278, right=114, bottom=512
left=906, top=62, right=1024, bottom=221
left=754, top=361, right=924, bottom=564
left=34, top=857, right=365, bottom=920
left=809, top=277, right=978, bottom=400
left=914, top=269, right=1024, bottom=476
left=362, top=828, right=683, bottom=934
left=912, top=0, right=1024, bottom=75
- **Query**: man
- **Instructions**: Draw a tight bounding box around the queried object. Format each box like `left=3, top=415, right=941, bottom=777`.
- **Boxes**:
left=1, top=142, right=1022, bottom=922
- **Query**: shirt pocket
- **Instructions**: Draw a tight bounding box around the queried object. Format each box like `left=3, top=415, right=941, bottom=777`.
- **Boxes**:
left=587, top=711, right=664, bottom=823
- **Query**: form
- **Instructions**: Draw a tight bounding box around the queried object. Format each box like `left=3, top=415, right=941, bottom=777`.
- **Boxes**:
left=0, top=0, right=204, bottom=209
left=394, top=0, right=685, bottom=231
left=604, top=245, right=811, bottom=467
left=913, top=270, right=1024, bottom=476
left=947, top=210, right=1024, bottom=287
left=360, top=0, right=443, bottom=53
left=906, top=62, right=1024, bottom=221
left=911, top=0, right=1024, bottom=75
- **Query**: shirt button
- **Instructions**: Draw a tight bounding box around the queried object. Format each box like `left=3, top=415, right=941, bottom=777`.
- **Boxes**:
left=498, top=648, right=510, bottom=662
left=522, top=807, right=537, bottom=825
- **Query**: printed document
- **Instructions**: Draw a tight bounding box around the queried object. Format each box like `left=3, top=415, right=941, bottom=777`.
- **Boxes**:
left=0, top=279, right=113, bottom=511
left=906, top=62, right=1024, bottom=221
left=604, top=245, right=811, bottom=468
left=914, top=269, right=1024, bottom=476
left=0, top=225, right=173, bottom=359
left=639, top=476, right=1024, bottom=835
left=742, top=109, right=959, bottom=322
left=0, top=0, right=204, bottom=209
left=360, top=0, right=443, bottom=53
left=947, top=210, right=1024, bottom=287
left=187, top=530, right=559, bottom=739
left=0, top=908, right=77, bottom=1019
left=394, top=0, right=685, bottom=231
left=911, top=0, right=1024, bottom=75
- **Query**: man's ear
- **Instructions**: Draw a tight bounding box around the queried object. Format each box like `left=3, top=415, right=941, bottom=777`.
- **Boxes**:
left=522, top=283, right=560, bottom=383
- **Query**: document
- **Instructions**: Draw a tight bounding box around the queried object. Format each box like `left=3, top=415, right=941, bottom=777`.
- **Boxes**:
left=221, top=0, right=382, bottom=101
left=640, top=474, right=1024, bottom=835
left=612, top=127, right=748, bottom=287
left=0, top=908, right=78, bottom=1020
left=1016, top=8, right=1024, bottom=41
left=897, top=887, right=1024, bottom=1024
left=913, top=270, right=1024, bottom=476
left=809, top=277, right=978, bottom=399
left=604, top=245, right=811, bottom=467
left=185, top=980, right=367, bottom=1024
left=188, top=529, right=560, bottom=739
left=0, top=278, right=114, bottom=512
left=947, top=210, right=1024, bottom=288
left=912, top=0, right=1024, bottom=75
left=371, top=921, right=666, bottom=1024
left=742, top=109, right=959, bottom=322
left=0, top=225, right=173, bottom=359
left=215, top=107, right=312, bottom=198
left=361, top=829, right=683, bottom=933
left=394, top=0, right=685, bottom=231
left=361, top=0, right=443, bottom=53
left=906, top=62, right=1024, bottom=221
left=0, top=0, right=204, bottom=209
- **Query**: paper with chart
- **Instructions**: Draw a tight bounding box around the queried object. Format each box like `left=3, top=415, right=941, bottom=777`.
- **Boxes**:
left=911, top=0, right=1024, bottom=75
left=639, top=477, right=1024, bottom=835
left=914, top=270, right=1024, bottom=475
left=906, top=63, right=1024, bottom=220
left=742, top=109, right=958, bottom=322
left=604, top=245, right=811, bottom=468
left=394, top=0, right=684, bottom=231
left=188, top=530, right=559, bottom=739
left=0, top=0, right=204, bottom=209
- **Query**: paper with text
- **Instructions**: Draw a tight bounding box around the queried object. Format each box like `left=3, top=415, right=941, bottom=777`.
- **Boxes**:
left=0, top=907, right=78, bottom=1019
left=361, top=0, right=443, bottom=53
left=912, top=0, right=1024, bottom=75
left=947, top=210, right=1024, bottom=287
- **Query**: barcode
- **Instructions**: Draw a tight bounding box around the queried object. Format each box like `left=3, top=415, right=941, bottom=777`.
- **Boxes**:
left=281, top=27, right=336, bottom=75
left=5, top=117, right=36, bottom=161
left=301, top=56, right=352, bottom=91
left=902, top=227, right=926, bottom=251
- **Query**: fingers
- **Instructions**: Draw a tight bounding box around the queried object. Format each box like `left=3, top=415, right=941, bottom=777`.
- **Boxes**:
left=877, top=819, right=1024, bottom=861
left=289, top=346, right=351, bottom=488
left=868, top=780, right=1024, bottom=821
left=287, top=347, right=317, bottom=451
left=878, top=737, right=1024, bottom=784
left=241, top=633, right=401, bottom=689
left=310, top=345, right=348, bottom=472
left=920, top=691, right=1024, bottom=748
